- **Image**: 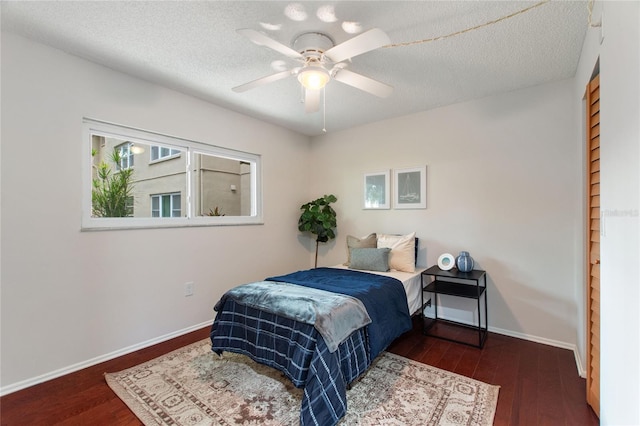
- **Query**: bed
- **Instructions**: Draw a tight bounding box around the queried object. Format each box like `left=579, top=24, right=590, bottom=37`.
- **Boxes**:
left=210, top=233, right=423, bottom=426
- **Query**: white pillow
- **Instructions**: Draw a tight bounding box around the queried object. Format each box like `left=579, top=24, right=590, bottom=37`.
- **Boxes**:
left=377, top=232, right=416, bottom=272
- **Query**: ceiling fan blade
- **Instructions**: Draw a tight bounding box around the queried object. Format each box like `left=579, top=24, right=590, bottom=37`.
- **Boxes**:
left=304, top=89, right=320, bottom=113
left=232, top=70, right=293, bottom=92
left=237, top=28, right=303, bottom=59
left=333, top=69, right=393, bottom=98
left=324, top=28, right=390, bottom=63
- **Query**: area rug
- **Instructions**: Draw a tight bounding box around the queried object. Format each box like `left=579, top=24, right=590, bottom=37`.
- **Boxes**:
left=106, top=339, right=499, bottom=425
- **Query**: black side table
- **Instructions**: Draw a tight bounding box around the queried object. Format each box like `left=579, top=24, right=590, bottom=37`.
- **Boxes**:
left=421, top=265, right=488, bottom=348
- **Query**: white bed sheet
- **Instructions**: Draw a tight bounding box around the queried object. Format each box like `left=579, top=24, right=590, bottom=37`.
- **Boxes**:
left=331, top=264, right=425, bottom=315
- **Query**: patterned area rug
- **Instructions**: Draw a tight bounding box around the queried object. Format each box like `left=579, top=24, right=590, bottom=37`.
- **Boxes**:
left=106, top=339, right=499, bottom=425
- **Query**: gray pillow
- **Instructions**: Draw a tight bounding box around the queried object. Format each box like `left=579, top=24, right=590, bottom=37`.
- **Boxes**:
left=349, top=247, right=391, bottom=272
left=344, top=233, right=377, bottom=266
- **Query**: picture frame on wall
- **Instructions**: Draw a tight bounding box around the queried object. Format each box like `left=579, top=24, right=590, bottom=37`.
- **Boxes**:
left=394, top=166, right=426, bottom=209
left=363, top=170, right=390, bottom=209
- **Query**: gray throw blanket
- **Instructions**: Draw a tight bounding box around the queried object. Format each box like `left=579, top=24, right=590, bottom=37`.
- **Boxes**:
left=219, top=281, right=372, bottom=352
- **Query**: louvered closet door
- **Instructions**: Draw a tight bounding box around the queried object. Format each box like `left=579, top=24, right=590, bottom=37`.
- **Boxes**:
left=585, top=74, right=600, bottom=417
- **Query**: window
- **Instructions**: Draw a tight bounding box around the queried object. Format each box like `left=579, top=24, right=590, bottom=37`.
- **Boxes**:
left=125, top=196, right=134, bottom=216
left=115, top=142, right=134, bottom=170
left=151, top=193, right=181, bottom=217
left=151, top=145, right=180, bottom=162
left=83, top=118, right=262, bottom=230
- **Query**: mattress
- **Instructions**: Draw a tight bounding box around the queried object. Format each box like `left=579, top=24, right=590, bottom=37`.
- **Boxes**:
left=330, top=264, right=425, bottom=315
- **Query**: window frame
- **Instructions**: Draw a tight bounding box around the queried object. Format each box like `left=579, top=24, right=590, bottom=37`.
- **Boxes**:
left=150, top=145, right=181, bottom=163
left=115, top=142, right=134, bottom=170
left=151, top=192, right=181, bottom=218
left=82, top=118, right=263, bottom=230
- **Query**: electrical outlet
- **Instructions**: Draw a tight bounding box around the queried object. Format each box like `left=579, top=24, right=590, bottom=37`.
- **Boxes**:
left=184, top=282, right=194, bottom=297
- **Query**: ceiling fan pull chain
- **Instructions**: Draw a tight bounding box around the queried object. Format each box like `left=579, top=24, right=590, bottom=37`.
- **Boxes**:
left=322, top=87, right=327, bottom=133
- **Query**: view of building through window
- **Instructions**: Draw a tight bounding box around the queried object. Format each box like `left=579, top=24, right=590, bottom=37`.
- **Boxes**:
left=91, top=135, right=252, bottom=219
left=84, top=119, right=261, bottom=229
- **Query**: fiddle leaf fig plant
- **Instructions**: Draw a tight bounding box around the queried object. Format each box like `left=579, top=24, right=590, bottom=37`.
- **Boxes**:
left=298, top=194, right=338, bottom=267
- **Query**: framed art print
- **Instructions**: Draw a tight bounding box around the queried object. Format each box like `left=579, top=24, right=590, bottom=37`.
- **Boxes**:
left=394, top=166, right=426, bottom=209
left=363, top=170, right=390, bottom=209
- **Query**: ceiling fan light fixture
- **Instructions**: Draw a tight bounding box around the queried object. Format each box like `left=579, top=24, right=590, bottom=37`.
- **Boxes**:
left=297, top=66, right=330, bottom=90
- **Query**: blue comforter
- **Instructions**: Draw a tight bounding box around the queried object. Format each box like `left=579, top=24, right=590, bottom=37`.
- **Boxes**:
left=211, top=267, right=412, bottom=426
left=266, top=267, right=412, bottom=359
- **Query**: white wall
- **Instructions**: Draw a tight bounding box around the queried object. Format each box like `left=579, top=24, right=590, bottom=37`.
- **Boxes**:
left=0, top=33, right=313, bottom=393
left=575, top=2, right=640, bottom=425
left=309, top=79, right=582, bottom=352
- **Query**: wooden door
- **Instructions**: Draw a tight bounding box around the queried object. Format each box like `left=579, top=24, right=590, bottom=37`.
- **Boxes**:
left=585, top=74, right=600, bottom=417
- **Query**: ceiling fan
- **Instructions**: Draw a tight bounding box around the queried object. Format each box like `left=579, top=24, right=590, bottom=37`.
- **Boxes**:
left=232, top=28, right=393, bottom=113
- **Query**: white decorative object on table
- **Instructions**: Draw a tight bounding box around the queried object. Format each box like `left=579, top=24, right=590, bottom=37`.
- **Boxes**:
left=437, top=253, right=455, bottom=270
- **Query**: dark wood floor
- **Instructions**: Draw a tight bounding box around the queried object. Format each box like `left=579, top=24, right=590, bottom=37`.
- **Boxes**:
left=1, top=318, right=598, bottom=425
left=387, top=317, right=599, bottom=426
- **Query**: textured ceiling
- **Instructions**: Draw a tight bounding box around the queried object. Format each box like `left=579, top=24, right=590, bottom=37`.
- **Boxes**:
left=1, top=1, right=589, bottom=136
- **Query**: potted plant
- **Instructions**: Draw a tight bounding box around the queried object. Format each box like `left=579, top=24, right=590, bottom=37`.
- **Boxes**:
left=298, top=194, right=338, bottom=267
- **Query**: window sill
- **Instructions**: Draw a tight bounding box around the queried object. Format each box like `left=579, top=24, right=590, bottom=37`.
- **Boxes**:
left=81, top=216, right=264, bottom=231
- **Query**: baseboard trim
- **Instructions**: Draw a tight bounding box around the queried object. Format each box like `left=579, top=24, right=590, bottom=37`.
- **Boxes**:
left=0, top=320, right=212, bottom=397
left=488, top=325, right=586, bottom=377
left=416, top=312, right=587, bottom=377
left=2, top=319, right=588, bottom=396
left=572, top=344, right=587, bottom=378
left=488, top=325, right=575, bottom=350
